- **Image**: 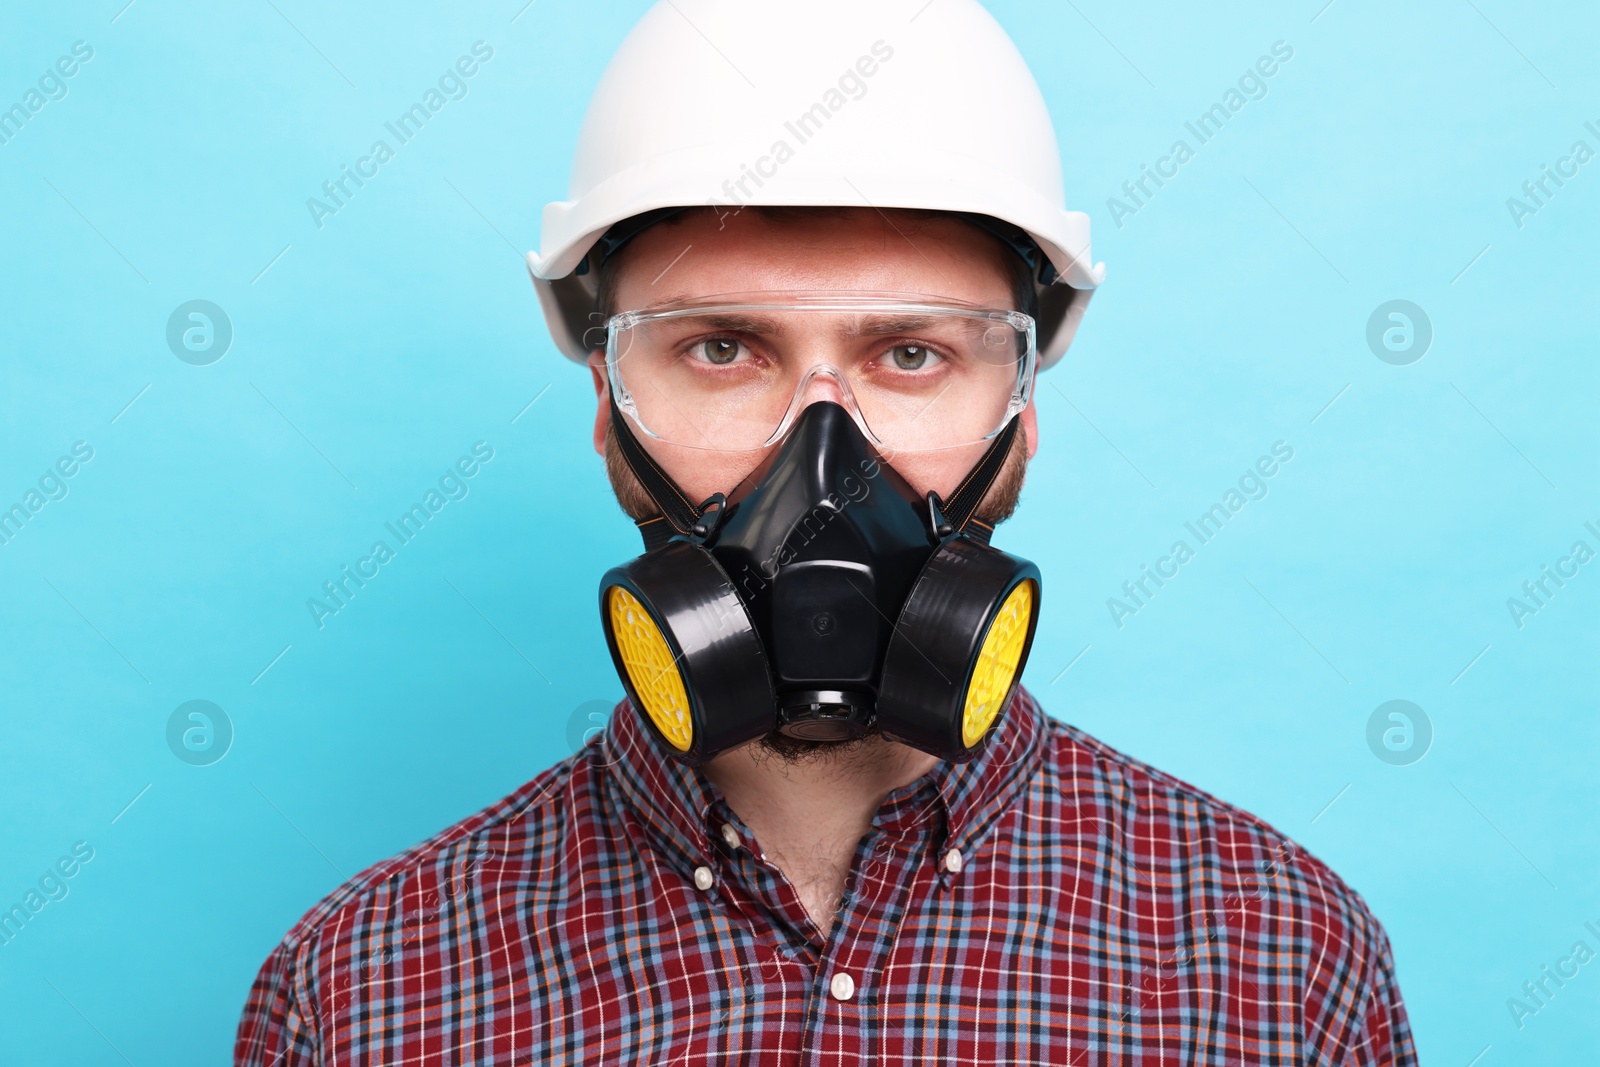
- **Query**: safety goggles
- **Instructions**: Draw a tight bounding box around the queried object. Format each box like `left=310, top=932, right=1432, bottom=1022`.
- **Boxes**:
left=605, top=292, right=1037, bottom=453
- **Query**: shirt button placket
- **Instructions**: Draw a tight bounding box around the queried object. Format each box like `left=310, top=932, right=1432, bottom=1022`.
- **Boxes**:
left=937, top=843, right=968, bottom=890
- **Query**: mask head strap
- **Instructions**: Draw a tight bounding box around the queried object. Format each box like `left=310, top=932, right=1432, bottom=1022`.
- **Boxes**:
left=935, top=414, right=1021, bottom=539
left=609, top=396, right=709, bottom=549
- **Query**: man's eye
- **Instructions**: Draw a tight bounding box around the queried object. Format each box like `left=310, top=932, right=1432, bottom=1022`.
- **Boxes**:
left=886, top=344, right=940, bottom=370
left=694, top=338, right=745, bottom=365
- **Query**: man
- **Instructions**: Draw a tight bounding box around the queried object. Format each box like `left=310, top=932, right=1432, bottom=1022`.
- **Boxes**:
left=238, top=1, right=1416, bottom=1062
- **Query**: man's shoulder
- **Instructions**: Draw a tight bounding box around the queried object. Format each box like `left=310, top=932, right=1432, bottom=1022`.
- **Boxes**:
left=268, top=745, right=599, bottom=958
left=1033, top=706, right=1391, bottom=958
left=1038, top=710, right=1311, bottom=859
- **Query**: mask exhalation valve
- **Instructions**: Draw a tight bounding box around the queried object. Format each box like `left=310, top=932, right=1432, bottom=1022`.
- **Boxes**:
left=776, top=691, right=874, bottom=741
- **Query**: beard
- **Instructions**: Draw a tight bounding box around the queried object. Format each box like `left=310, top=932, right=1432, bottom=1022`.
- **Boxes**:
left=749, top=724, right=902, bottom=769
left=602, top=414, right=1030, bottom=765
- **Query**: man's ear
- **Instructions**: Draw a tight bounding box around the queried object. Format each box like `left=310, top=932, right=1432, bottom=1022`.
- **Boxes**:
left=586, top=352, right=608, bottom=457
left=1021, top=396, right=1039, bottom=460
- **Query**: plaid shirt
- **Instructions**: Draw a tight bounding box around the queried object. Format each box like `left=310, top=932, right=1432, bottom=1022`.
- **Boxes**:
left=236, top=686, right=1416, bottom=1064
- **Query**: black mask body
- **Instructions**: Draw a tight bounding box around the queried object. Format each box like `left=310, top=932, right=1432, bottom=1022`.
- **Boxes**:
left=599, top=399, right=1040, bottom=766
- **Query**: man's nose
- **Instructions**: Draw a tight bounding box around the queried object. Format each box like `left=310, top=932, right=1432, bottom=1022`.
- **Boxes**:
left=790, top=362, right=853, bottom=408
left=767, top=362, right=881, bottom=447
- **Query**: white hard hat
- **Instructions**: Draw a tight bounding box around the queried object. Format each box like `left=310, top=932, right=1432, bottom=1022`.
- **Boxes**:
left=527, top=0, right=1105, bottom=371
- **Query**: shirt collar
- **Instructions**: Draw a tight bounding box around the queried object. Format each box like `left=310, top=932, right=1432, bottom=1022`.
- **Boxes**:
left=907, top=684, right=1047, bottom=849
left=601, top=685, right=1048, bottom=867
left=600, top=694, right=724, bottom=868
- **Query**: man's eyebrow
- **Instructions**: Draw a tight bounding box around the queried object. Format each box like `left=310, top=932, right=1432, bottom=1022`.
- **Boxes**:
left=846, top=315, right=941, bottom=335
left=676, top=313, right=785, bottom=334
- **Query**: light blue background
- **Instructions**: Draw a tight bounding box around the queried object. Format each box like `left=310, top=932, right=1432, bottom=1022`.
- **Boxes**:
left=2, top=0, right=1596, bottom=1062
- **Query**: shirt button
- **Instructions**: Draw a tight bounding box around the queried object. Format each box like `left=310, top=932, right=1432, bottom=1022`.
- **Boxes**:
left=719, top=823, right=743, bottom=851
left=829, top=972, right=856, bottom=1001
left=943, top=849, right=963, bottom=874
left=693, top=866, right=714, bottom=891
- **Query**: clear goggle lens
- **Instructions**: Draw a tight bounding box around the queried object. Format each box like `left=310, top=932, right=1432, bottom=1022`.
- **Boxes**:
left=605, top=292, right=1036, bottom=453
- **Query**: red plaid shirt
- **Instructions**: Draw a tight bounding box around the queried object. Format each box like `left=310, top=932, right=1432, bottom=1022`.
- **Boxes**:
left=236, top=686, right=1416, bottom=1064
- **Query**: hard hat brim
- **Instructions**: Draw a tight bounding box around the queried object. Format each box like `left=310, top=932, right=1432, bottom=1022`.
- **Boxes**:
left=526, top=144, right=1103, bottom=370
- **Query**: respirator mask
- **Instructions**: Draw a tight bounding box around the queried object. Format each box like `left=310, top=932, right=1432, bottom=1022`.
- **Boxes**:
left=597, top=292, right=1042, bottom=766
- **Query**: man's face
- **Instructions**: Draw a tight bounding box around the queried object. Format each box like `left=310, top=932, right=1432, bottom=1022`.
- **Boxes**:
left=586, top=207, right=1039, bottom=522
left=586, top=207, right=1040, bottom=763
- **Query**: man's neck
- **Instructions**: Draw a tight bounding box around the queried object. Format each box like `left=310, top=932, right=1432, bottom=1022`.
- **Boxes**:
left=702, top=735, right=940, bottom=932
